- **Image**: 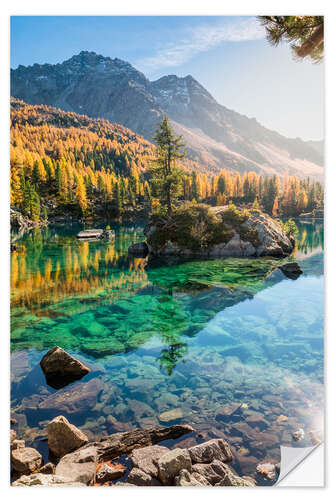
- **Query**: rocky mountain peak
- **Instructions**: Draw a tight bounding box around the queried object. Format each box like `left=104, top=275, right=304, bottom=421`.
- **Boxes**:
left=10, top=52, right=324, bottom=179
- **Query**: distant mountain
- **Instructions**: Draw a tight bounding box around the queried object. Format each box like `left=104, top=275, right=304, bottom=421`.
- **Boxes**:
left=306, top=139, right=324, bottom=157
left=11, top=51, right=324, bottom=179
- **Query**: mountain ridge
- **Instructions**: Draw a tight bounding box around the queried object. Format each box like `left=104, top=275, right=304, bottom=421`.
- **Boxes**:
left=11, top=51, right=324, bottom=180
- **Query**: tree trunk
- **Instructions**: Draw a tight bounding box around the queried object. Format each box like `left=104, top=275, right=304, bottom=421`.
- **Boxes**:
left=297, top=24, right=324, bottom=58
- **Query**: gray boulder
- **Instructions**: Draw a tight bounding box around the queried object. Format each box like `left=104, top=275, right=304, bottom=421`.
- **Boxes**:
left=40, top=346, right=90, bottom=389
left=55, top=445, right=97, bottom=485
left=130, top=444, right=169, bottom=477
left=46, top=415, right=89, bottom=457
left=11, top=447, right=43, bottom=473
left=157, top=448, right=192, bottom=485
left=127, top=467, right=162, bottom=486
left=192, top=460, right=230, bottom=485
left=188, top=438, right=232, bottom=464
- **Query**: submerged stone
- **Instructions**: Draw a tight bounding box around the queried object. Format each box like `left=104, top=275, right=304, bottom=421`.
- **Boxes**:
left=159, top=408, right=183, bottom=423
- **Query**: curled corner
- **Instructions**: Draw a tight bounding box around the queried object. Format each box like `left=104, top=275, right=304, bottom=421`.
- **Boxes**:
left=275, top=443, right=323, bottom=485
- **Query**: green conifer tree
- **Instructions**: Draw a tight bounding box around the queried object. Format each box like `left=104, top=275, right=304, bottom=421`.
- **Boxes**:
left=148, top=116, right=185, bottom=216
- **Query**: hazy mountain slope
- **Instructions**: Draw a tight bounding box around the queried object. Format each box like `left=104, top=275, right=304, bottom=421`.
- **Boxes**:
left=306, top=139, right=324, bottom=157
left=11, top=51, right=324, bottom=179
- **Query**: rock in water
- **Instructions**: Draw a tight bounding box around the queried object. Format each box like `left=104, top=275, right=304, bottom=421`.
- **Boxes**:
left=145, top=205, right=294, bottom=258
left=76, top=229, right=104, bottom=239
left=159, top=408, right=183, bottom=423
left=76, top=229, right=115, bottom=240
left=46, top=415, right=89, bottom=457
left=11, top=447, right=43, bottom=473
left=278, top=262, right=303, bottom=280
left=128, top=242, right=149, bottom=256
left=292, top=428, right=305, bottom=441
left=39, top=378, right=103, bottom=414
left=256, top=462, right=276, bottom=480
left=40, top=346, right=90, bottom=389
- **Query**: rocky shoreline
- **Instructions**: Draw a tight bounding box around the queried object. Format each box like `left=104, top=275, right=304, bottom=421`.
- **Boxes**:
left=11, top=417, right=262, bottom=487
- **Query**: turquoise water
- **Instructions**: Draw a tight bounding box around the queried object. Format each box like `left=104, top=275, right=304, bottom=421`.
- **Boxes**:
left=10, top=220, right=324, bottom=482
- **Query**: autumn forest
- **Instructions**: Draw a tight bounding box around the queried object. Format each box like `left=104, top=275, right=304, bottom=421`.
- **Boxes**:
left=10, top=98, right=324, bottom=223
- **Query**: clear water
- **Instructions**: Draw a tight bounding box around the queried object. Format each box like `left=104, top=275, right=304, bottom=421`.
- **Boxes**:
left=10, top=220, right=324, bottom=482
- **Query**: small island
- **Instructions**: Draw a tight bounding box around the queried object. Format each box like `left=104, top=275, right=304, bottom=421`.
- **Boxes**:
left=141, top=203, right=295, bottom=258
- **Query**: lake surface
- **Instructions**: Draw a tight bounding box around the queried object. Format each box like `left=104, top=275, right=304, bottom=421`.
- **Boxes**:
left=10, top=219, right=324, bottom=483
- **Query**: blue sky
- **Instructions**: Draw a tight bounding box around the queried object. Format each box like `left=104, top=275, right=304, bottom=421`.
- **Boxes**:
left=10, top=16, right=324, bottom=141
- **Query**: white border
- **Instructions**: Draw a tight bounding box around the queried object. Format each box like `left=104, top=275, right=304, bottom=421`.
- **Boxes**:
left=1, top=1, right=331, bottom=498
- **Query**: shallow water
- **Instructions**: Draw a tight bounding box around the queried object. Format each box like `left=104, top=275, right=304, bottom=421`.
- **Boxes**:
left=10, top=220, right=324, bottom=483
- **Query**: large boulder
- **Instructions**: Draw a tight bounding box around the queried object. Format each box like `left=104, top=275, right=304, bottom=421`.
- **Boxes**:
left=191, top=460, right=231, bottom=485
left=188, top=438, right=232, bottom=464
left=40, top=346, right=90, bottom=389
left=46, top=415, right=89, bottom=457
left=127, top=467, right=162, bottom=486
left=130, top=445, right=169, bottom=477
left=55, top=445, right=97, bottom=485
left=11, top=447, right=42, bottom=473
left=157, top=448, right=192, bottom=485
